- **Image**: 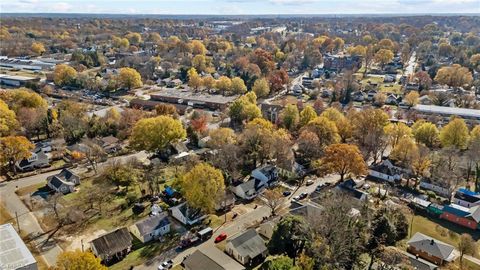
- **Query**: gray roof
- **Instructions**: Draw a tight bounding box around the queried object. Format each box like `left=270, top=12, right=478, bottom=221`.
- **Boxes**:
left=0, top=224, right=36, bottom=269
left=407, top=232, right=455, bottom=261
left=414, top=104, right=480, bottom=119
left=184, top=247, right=244, bottom=270
left=227, top=229, right=267, bottom=259
left=133, top=213, right=170, bottom=236
left=91, top=228, right=132, bottom=257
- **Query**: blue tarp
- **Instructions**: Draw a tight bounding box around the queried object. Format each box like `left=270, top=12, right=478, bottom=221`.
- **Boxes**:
left=164, top=186, right=175, bottom=197
left=458, top=188, right=480, bottom=196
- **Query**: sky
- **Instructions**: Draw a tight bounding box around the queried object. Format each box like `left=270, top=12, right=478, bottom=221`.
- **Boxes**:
left=1, top=0, right=479, bottom=15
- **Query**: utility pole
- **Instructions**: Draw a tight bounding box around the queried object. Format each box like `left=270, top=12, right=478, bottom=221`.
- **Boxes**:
left=81, top=239, right=84, bottom=252
left=15, top=211, right=20, bottom=232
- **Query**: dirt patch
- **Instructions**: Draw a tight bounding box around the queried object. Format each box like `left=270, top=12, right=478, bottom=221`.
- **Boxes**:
left=62, top=229, right=107, bottom=251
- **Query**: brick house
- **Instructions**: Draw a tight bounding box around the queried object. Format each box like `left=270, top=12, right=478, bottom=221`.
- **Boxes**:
left=407, top=233, right=456, bottom=265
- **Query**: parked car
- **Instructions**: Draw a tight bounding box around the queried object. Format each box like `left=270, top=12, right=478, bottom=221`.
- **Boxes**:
left=158, top=259, right=173, bottom=269
left=299, top=192, right=308, bottom=200
left=283, top=191, right=292, bottom=197
left=315, top=184, right=325, bottom=192
left=215, top=233, right=227, bottom=243
left=306, top=179, right=314, bottom=186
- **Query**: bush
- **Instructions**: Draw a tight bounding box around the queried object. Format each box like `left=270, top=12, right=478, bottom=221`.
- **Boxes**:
left=426, top=191, right=437, bottom=199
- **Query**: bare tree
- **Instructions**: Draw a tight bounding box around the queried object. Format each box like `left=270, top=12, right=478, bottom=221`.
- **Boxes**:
left=458, top=234, right=476, bottom=269
left=262, top=188, right=284, bottom=216
left=82, top=139, right=106, bottom=174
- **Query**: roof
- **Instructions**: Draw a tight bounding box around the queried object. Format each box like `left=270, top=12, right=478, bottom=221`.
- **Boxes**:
left=91, top=228, right=132, bottom=257
left=0, top=74, right=39, bottom=82
left=133, top=214, right=170, bottom=236
left=183, top=247, right=244, bottom=270
left=0, top=224, right=37, bottom=269
left=150, top=88, right=238, bottom=105
left=454, top=190, right=480, bottom=203
left=407, top=232, right=455, bottom=261
left=442, top=203, right=480, bottom=222
left=49, top=176, right=74, bottom=189
left=227, top=229, right=267, bottom=259
left=412, top=197, right=432, bottom=208
left=413, top=104, right=480, bottom=119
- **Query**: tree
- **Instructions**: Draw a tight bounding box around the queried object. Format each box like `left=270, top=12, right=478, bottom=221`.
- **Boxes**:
left=299, top=106, right=317, bottom=127
left=320, top=108, right=352, bottom=142
left=191, top=40, right=207, bottom=55
left=297, top=130, right=322, bottom=161
left=252, top=78, right=270, bottom=98
left=303, top=116, right=340, bottom=149
left=458, top=234, right=476, bottom=268
left=228, top=92, right=261, bottom=125
left=350, top=108, right=389, bottom=162
left=155, top=104, right=177, bottom=116
left=82, top=139, right=106, bottom=174
left=374, top=49, right=394, bottom=69
left=53, top=64, right=77, bottom=86
left=231, top=77, right=247, bottom=95
left=216, top=76, right=232, bottom=96
left=202, top=76, right=215, bottom=91
left=118, top=67, right=142, bottom=90
left=268, top=216, right=312, bottom=260
left=434, top=64, right=473, bottom=89
left=404, top=91, right=420, bottom=107
left=384, top=122, right=412, bottom=149
left=314, top=144, right=367, bottom=182
left=54, top=250, right=107, bottom=270
left=390, top=137, right=418, bottom=168
left=263, top=187, right=284, bottom=216
left=374, top=92, right=387, bottom=106
left=280, top=104, right=299, bottom=131
left=58, top=100, right=88, bottom=144
left=31, top=42, right=45, bottom=55
left=208, top=128, right=236, bottom=149
left=130, top=116, right=186, bottom=153
left=0, top=99, right=17, bottom=136
left=192, top=54, right=208, bottom=72
left=260, top=256, right=298, bottom=270
left=1, top=88, right=48, bottom=112
left=125, top=32, right=142, bottom=44
left=268, top=69, right=289, bottom=93
left=187, top=67, right=202, bottom=91
left=412, top=120, right=439, bottom=148
left=0, top=136, right=34, bottom=174
left=414, top=71, right=432, bottom=90
left=179, top=163, right=225, bottom=213
left=347, top=45, right=366, bottom=57
left=470, top=54, right=480, bottom=72
left=439, top=118, right=469, bottom=150
left=102, top=159, right=140, bottom=191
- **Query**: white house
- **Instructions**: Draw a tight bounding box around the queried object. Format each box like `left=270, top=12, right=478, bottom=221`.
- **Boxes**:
left=419, top=181, right=451, bottom=198
left=230, top=178, right=266, bottom=200
left=47, top=169, right=80, bottom=194
left=129, top=213, right=170, bottom=243
left=169, top=202, right=206, bottom=226
left=369, top=159, right=406, bottom=184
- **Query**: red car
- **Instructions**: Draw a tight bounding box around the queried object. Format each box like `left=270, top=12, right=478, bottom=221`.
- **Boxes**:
left=214, top=233, right=227, bottom=243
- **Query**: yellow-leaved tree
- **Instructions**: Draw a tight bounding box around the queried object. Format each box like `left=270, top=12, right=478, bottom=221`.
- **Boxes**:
left=179, top=163, right=225, bottom=213
left=0, top=136, right=34, bottom=174
left=54, top=250, right=107, bottom=270
left=314, top=143, right=367, bottom=182
left=439, top=118, right=470, bottom=150
left=53, top=64, right=77, bottom=86
left=130, top=116, right=186, bottom=153
left=118, top=67, right=142, bottom=90
left=0, top=99, right=18, bottom=136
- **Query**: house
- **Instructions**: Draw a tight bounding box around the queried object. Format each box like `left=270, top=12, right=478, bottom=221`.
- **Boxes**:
left=96, top=136, right=121, bottom=153
left=182, top=247, right=245, bottom=270
left=251, top=165, right=279, bottom=186
left=129, top=213, right=170, bottom=243
left=368, top=159, right=405, bottom=184
left=169, top=202, right=206, bottom=226
left=225, top=229, right=268, bottom=266
left=367, top=90, right=377, bottom=101
left=230, top=178, right=266, bottom=200
left=336, top=178, right=369, bottom=201
left=0, top=223, right=38, bottom=270
left=215, top=191, right=236, bottom=212
left=258, top=221, right=276, bottom=240
left=90, top=228, right=133, bottom=264
left=440, top=204, right=480, bottom=230
left=385, top=94, right=399, bottom=105
left=407, top=233, right=456, bottom=265
left=289, top=200, right=325, bottom=220
left=16, top=147, right=50, bottom=172
left=419, top=180, right=451, bottom=198
left=453, top=188, right=480, bottom=208
left=352, top=91, right=366, bottom=102
left=47, top=169, right=80, bottom=194
left=384, top=74, right=395, bottom=83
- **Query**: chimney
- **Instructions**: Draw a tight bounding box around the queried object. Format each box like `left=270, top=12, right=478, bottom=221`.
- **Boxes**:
left=430, top=239, right=434, bottom=245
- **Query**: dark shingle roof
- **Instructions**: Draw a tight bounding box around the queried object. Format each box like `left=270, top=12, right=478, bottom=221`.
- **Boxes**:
left=228, top=229, right=267, bottom=259
left=183, top=250, right=225, bottom=270
left=408, top=232, right=455, bottom=261
left=91, top=228, right=132, bottom=257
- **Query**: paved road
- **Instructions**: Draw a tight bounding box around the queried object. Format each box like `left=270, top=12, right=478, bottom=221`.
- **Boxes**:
left=0, top=169, right=64, bottom=267
left=135, top=174, right=339, bottom=270
left=0, top=151, right=149, bottom=267
left=404, top=51, right=417, bottom=78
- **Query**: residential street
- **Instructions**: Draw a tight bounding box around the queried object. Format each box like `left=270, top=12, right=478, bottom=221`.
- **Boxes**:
left=0, top=150, right=149, bottom=267
left=135, top=174, right=339, bottom=270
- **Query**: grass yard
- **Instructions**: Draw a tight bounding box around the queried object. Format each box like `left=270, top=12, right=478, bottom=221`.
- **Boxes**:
left=109, top=235, right=179, bottom=270
left=408, top=213, right=480, bottom=259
